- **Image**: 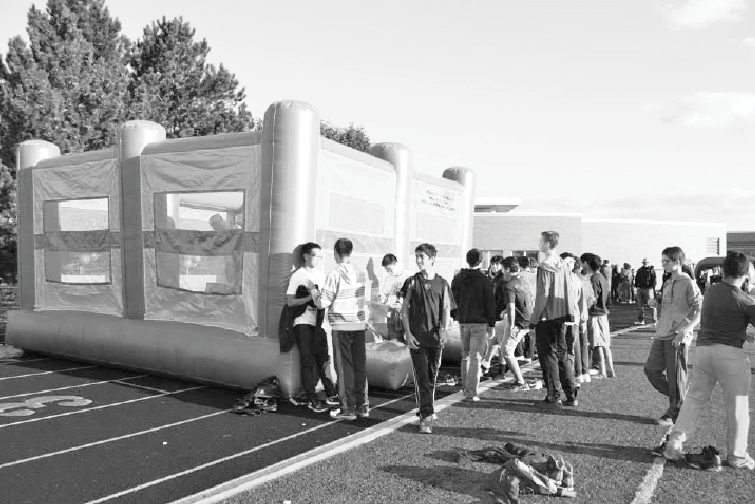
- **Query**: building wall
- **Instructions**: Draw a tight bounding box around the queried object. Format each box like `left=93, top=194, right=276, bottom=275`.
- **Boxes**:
left=473, top=213, right=582, bottom=261
left=582, top=219, right=727, bottom=269
left=472, top=213, right=726, bottom=269
left=727, top=232, right=755, bottom=256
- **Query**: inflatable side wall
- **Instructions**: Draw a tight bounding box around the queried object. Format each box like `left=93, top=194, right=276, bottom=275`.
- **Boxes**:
left=7, top=100, right=475, bottom=395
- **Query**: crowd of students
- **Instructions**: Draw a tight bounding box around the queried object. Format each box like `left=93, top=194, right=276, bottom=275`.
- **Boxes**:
left=284, top=233, right=755, bottom=469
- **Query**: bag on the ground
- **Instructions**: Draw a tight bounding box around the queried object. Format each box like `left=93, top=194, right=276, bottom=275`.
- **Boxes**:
left=233, top=376, right=282, bottom=415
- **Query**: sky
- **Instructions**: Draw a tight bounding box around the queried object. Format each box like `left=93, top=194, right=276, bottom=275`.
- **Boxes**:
left=2, top=0, right=754, bottom=230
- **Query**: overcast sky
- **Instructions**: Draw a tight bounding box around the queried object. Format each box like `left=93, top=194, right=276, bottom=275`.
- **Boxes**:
left=2, top=0, right=754, bottom=230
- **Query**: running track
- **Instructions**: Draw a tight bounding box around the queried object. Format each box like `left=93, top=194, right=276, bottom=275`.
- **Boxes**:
left=0, top=355, right=458, bottom=504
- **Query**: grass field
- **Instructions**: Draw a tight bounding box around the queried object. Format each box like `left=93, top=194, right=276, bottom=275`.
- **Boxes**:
left=225, top=303, right=755, bottom=504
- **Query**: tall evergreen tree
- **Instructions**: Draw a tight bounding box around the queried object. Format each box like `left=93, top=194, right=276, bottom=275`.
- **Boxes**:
left=320, top=121, right=372, bottom=153
left=126, top=17, right=253, bottom=137
left=0, top=0, right=130, bottom=168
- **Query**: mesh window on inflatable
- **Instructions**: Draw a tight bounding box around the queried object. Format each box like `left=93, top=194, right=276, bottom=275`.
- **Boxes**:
left=43, top=197, right=112, bottom=285
left=153, top=191, right=244, bottom=295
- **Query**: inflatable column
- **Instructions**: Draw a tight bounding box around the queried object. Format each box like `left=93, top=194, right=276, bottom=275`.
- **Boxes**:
left=120, top=121, right=167, bottom=319
left=370, top=143, right=413, bottom=264
left=443, top=167, right=476, bottom=265
left=259, top=101, right=320, bottom=340
left=15, top=140, right=61, bottom=310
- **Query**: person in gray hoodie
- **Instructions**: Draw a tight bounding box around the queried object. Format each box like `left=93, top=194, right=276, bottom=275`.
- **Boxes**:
left=451, top=248, right=497, bottom=401
left=308, top=237, right=368, bottom=421
left=531, top=231, right=578, bottom=408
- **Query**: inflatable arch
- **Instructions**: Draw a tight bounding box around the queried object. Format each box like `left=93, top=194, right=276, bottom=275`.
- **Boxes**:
left=7, top=100, right=476, bottom=397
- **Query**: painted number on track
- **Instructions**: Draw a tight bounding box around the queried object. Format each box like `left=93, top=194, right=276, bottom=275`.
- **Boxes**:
left=0, top=396, right=93, bottom=417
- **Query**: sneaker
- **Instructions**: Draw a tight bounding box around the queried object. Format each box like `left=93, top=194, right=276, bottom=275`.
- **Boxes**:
left=539, top=398, right=563, bottom=409
left=464, top=395, right=480, bottom=402
left=588, top=368, right=600, bottom=376
left=356, top=404, right=370, bottom=418
left=634, top=321, right=645, bottom=326
left=509, top=381, right=530, bottom=391
left=582, top=374, right=591, bottom=383
left=656, top=414, right=674, bottom=427
left=661, top=438, right=684, bottom=461
left=527, top=379, right=543, bottom=390
left=562, top=462, right=574, bottom=489
left=592, top=374, right=607, bottom=380
left=563, top=398, right=578, bottom=407
left=288, top=394, right=308, bottom=407
left=330, top=408, right=357, bottom=421
left=686, top=445, right=722, bottom=472
left=728, top=454, right=755, bottom=470
left=308, top=399, right=329, bottom=414
left=419, top=417, right=432, bottom=434
left=651, top=440, right=668, bottom=458
left=325, top=395, right=340, bottom=407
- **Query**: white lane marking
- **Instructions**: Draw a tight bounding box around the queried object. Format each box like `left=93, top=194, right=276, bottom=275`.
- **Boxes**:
left=0, top=375, right=148, bottom=401
left=0, top=358, right=52, bottom=364
left=630, top=457, right=665, bottom=504
left=111, top=380, right=169, bottom=394
left=0, top=410, right=229, bottom=470
left=86, top=393, right=416, bottom=504
left=0, top=365, right=96, bottom=381
left=0, top=396, right=93, bottom=417
left=0, top=386, right=205, bottom=429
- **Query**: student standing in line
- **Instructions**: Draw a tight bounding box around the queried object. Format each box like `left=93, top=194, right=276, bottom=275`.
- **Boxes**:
left=661, top=252, right=755, bottom=469
left=286, top=242, right=338, bottom=413
left=644, top=246, right=702, bottom=426
left=401, top=243, right=453, bottom=433
left=497, top=256, right=534, bottom=390
left=308, top=238, right=369, bottom=421
left=531, top=231, right=578, bottom=408
left=580, top=252, right=616, bottom=380
left=451, top=248, right=497, bottom=402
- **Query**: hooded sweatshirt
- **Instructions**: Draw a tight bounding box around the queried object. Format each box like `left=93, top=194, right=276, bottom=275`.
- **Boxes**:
left=531, top=257, right=577, bottom=324
left=451, top=268, right=497, bottom=327
left=314, top=263, right=366, bottom=331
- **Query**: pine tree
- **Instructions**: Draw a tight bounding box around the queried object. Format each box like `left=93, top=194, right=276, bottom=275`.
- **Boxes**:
left=0, top=0, right=130, bottom=168
left=126, top=17, right=253, bottom=137
left=320, top=121, right=372, bottom=153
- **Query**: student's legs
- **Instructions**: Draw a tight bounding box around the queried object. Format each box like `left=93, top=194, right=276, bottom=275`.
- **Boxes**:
left=459, top=324, right=472, bottom=391
left=669, top=346, right=718, bottom=447
left=410, top=344, right=442, bottom=419
left=712, top=345, right=752, bottom=464
left=577, top=325, right=589, bottom=376
left=603, top=345, right=616, bottom=377
left=644, top=338, right=670, bottom=399
left=351, top=330, right=368, bottom=408
left=313, top=326, right=337, bottom=398
left=558, top=324, right=576, bottom=400
left=502, top=325, right=525, bottom=384
left=537, top=319, right=563, bottom=401
left=636, top=289, right=647, bottom=323
left=294, top=324, right=319, bottom=401
left=667, top=342, right=689, bottom=418
left=465, top=324, right=488, bottom=398
left=332, top=330, right=356, bottom=411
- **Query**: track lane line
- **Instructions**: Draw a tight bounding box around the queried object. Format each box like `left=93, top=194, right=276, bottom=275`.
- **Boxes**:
left=0, top=358, right=52, bottom=364
left=0, top=375, right=149, bottom=401
left=0, top=410, right=230, bottom=470
left=0, top=365, right=97, bottom=381
left=0, top=385, right=205, bottom=428
left=81, top=392, right=417, bottom=504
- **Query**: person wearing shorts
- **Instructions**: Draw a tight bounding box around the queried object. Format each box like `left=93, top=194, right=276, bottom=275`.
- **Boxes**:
left=580, top=252, right=615, bottom=379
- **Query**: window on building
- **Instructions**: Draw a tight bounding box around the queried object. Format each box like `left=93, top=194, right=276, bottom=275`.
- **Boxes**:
left=154, top=191, right=244, bottom=294
left=43, top=198, right=111, bottom=284
left=706, top=237, right=720, bottom=256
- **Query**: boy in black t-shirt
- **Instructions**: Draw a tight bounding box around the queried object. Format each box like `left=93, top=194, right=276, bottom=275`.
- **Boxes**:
left=401, top=243, right=452, bottom=434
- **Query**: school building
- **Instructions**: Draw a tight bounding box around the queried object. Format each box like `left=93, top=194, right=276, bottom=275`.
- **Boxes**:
left=472, top=199, right=727, bottom=270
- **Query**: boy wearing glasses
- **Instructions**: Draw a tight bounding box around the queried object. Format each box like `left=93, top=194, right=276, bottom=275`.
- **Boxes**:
left=286, top=242, right=337, bottom=414
left=644, top=246, right=702, bottom=426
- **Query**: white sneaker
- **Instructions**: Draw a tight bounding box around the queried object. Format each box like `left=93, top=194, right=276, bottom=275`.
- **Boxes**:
left=662, top=437, right=684, bottom=461
left=729, top=454, right=755, bottom=470
left=582, top=374, right=591, bottom=383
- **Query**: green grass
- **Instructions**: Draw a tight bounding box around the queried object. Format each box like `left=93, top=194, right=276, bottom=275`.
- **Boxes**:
left=227, top=303, right=755, bottom=504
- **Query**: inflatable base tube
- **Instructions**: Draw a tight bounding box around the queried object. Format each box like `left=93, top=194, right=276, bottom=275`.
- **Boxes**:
left=6, top=310, right=301, bottom=397
left=365, top=340, right=414, bottom=390
left=442, top=324, right=462, bottom=364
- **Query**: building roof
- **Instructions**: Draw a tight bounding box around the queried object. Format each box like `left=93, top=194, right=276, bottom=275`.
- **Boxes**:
left=473, top=197, right=521, bottom=213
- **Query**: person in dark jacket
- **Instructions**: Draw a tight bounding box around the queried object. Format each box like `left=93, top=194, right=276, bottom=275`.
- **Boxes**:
left=634, top=258, right=658, bottom=325
left=451, top=248, right=497, bottom=401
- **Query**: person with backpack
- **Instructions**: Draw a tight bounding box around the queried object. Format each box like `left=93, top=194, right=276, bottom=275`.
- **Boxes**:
left=286, top=242, right=337, bottom=414
left=451, top=248, right=497, bottom=402
left=634, top=258, right=658, bottom=325
left=401, top=243, right=453, bottom=433
left=497, top=256, right=534, bottom=391
left=308, top=238, right=369, bottom=421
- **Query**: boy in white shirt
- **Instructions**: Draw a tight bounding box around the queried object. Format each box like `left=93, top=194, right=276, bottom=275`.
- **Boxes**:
left=286, top=242, right=338, bottom=413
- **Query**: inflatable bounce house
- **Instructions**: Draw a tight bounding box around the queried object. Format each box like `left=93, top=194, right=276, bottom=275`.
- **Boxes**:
left=7, top=100, right=476, bottom=397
